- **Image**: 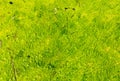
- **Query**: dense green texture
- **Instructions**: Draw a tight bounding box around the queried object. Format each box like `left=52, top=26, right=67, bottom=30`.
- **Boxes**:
left=0, top=0, right=120, bottom=81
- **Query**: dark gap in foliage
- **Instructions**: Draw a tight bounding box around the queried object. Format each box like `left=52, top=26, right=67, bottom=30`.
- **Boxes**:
left=72, top=8, right=75, bottom=10
left=27, top=55, right=30, bottom=58
left=65, top=7, right=69, bottom=10
left=9, top=1, right=13, bottom=4
left=48, top=63, right=56, bottom=69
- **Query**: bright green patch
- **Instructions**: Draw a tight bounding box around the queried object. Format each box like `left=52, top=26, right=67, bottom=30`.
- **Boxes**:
left=0, top=0, right=120, bottom=81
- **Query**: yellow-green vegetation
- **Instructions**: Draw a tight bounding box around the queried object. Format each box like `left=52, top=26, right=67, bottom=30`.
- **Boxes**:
left=0, top=0, right=120, bottom=81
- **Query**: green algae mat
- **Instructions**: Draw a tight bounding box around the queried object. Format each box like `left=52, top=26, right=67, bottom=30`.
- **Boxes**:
left=0, top=0, right=120, bottom=81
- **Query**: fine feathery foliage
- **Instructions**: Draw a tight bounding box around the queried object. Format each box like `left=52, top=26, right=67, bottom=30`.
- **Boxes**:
left=0, top=0, right=120, bottom=81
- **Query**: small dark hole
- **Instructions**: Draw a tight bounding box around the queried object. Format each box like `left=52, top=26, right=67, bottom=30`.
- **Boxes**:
left=9, top=1, right=13, bottom=4
left=65, top=7, right=68, bottom=10
left=72, top=8, right=75, bottom=10
left=27, top=55, right=30, bottom=58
